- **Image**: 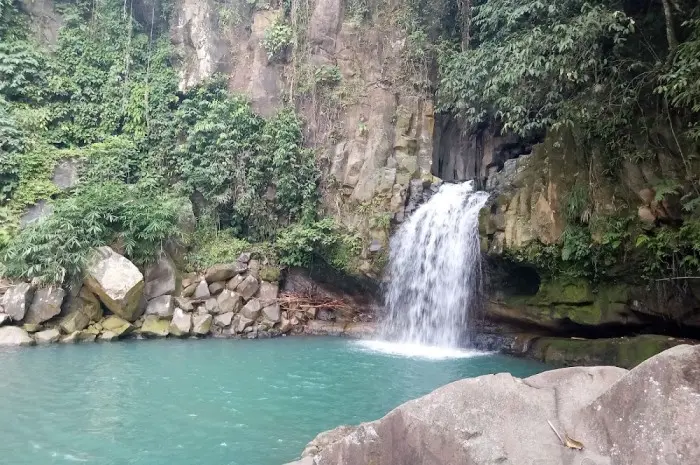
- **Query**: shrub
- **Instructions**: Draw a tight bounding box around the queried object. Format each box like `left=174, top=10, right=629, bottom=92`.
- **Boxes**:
left=2, top=182, right=185, bottom=285
left=262, top=18, right=293, bottom=61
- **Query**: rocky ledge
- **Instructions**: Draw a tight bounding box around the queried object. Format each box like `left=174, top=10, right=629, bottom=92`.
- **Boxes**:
left=287, top=344, right=699, bottom=465
left=0, top=247, right=376, bottom=346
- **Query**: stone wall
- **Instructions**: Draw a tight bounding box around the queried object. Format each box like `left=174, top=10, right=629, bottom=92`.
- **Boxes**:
left=0, top=247, right=376, bottom=346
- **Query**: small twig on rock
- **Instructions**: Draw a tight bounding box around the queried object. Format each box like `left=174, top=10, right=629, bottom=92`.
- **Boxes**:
left=547, top=420, right=564, bottom=445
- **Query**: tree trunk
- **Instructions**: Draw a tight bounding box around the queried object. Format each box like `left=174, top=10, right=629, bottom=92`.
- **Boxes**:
left=661, top=0, right=679, bottom=52
left=459, top=0, right=472, bottom=51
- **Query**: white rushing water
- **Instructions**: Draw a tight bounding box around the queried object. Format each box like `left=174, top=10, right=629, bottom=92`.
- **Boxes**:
left=379, top=181, right=489, bottom=351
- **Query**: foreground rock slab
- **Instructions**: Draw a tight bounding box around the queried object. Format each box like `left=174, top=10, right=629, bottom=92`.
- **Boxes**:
left=290, top=345, right=700, bottom=465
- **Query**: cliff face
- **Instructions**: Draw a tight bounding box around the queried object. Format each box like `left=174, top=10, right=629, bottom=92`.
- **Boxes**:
left=169, top=0, right=437, bottom=272
left=477, top=127, right=700, bottom=348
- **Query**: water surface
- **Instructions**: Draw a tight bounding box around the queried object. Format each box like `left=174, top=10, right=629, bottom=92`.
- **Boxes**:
left=0, top=337, right=547, bottom=465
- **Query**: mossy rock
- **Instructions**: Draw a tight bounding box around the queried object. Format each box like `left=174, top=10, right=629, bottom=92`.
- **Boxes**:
left=259, top=266, right=281, bottom=283
left=535, top=279, right=594, bottom=305
left=531, top=334, right=694, bottom=369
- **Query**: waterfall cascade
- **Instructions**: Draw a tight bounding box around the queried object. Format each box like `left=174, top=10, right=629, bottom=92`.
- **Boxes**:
left=380, top=181, right=489, bottom=348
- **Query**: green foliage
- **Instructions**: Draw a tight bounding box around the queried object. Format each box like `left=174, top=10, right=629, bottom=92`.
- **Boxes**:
left=167, top=79, right=319, bottom=240
left=438, top=1, right=637, bottom=137
left=658, top=13, right=700, bottom=140
left=346, top=0, right=370, bottom=24
left=314, top=65, right=342, bottom=86
left=564, top=185, right=590, bottom=224
left=635, top=220, right=700, bottom=280
left=2, top=182, right=185, bottom=284
left=276, top=218, right=361, bottom=273
left=263, top=17, right=293, bottom=61
left=184, top=219, right=255, bottom=271
left=0, top=0, right=325, bottom=283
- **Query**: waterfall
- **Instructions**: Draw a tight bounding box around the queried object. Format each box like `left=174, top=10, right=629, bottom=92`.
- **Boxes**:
left=380, top=181, right=489, bottom=348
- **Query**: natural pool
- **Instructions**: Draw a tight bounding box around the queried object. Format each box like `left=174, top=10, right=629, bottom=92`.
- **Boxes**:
left=0, top=337, right=548, bottom=465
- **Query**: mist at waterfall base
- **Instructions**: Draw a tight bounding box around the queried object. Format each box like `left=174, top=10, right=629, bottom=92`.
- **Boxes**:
left=360, top=181, right=489, bottom=360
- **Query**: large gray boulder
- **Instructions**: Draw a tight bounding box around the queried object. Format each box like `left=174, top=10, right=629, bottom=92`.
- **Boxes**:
left=144, top=253, right=177, bottom=299
left=258, top=281, right=278, bottom=303
left=240, top=298, right=261, bottom=320
left=0, top=326, right=34, bottom=346
left=140, top=315, right=170, bottom=337
left=204, top=262, right=246, bottom=283
left=168, top=308, right=192, bottom=337
left=574, top=344, right=700, bottom=465
left=213, top=311, right=234, bottom=327
left=236, top=275, right=259, bottom=300
left=60, top=287, right=102, bottom=333
left=193, top=280, right=210, bottom=299
left=1, top=283, right=35, bottom=321
left=145, top=295, right=175, bottom=318
left=34, top=328, right=61, bottom=344
left=217, top=290, right=243, bottom=314
left=25, top=287, right=66, bottom=324
left=100, top=316, right=134, bottom=337
left=84, top=247, right=144, bottom=321
left=293, top=345, right=700, bottom=465
left=192, top=313, right=212, bottom=335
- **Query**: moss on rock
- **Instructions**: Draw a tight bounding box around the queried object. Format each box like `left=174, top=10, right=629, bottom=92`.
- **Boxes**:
left=530, top=334, right=693, bottom=369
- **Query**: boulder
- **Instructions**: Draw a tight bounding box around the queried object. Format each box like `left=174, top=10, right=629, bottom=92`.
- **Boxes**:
left=261, top=303, right=280, bottom=323
left=145, top=295, right=175, bottom=318
left=52, top=158, right=80, bottom=190
left=1, top=283, right=35, bottom=321
left=259, top=266, right=281, bottom=283
left=144, top=253, right=177, bottom=299
left=193, top=280, right=210, bottom=299
left=247, top=260, right=261, bottom=279
left=98, top=331, right=118, bottom=341
left=528, top=334, right=692, bottom=368
left=100, top=316, right=134, bottom=337
left=34, top=328, right=61, bottom=344
left=236, top=275, right=259, bottom=300
left=295, top=346, right=700, bottom=465
left=140, top=315, right=170, bottom=337
left=60, top=287, right=102, bottom=333
left=0, top=326, right=34, bottom=346
left=208, top=281, right=225, bottom=296
left=574, top=344, right=700, bottom=465
left=84, top=247, right=145, bottom=321
left=61, top=330, right=97, bottom=343
left=217, top=290, right=243, bottom=314
left=240, top=298, right=262, bottom=320
left=226, top=275, right=245, bottom=291
left=22, top=323, right=41, bottom=333
left=24, top=287, right=65, bottom=324
left=204, top=297, right=219, bottom=314
left=213, top=311, right=234, bottom=327
left=192, top=313, right=212, bottom=335
left=258, top=281, right=279, bottom=303
left=181, top=282, right=197, bottom=298
left=168, top=308, right=192, bottom=336
left=237, top=252, right=251, bottom=263
left=204, top=263, right=247, bottom=283
left=233, top=315, right=253, bottom=333
left=173, top=297, right=193, bottom=311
